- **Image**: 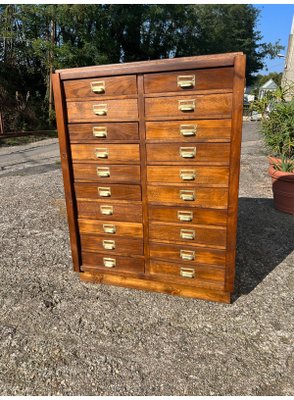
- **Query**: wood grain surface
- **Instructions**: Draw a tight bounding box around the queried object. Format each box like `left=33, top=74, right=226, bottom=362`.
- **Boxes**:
left=73, top=164, right=140, bottom=183
left=67, top=99, right=138, bottom=122
left=147, top=165, right=229, bottom=186
left=145, top=93, right=232, bottom=120
left=63, top=75, right=137, bottom=99
left=146, top=119, right=232, bottom=142
left=148, top=205, right=227, bottom=226
left=77, top=200, right=142, bottom=222
left=147, top=185, right=228, bottom=208
left=75, top=182, right=141, bottom=201
left=68, top=122, right=139, bottom=142
left=70, top=143, right=140, bottom=163
left=146, top=143, right=230, bottom=165
left=144, top=67, right=234, bottom=93
left=149, top=221, right=227, bottom=248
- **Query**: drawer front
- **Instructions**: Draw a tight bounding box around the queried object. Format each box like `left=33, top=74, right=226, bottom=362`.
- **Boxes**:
left=149, top=242, right=226, bottom=266
left=82, top=252, right=144, bottom=274
left=77, top=201, right=142, bottom=223
left=63, top=75, right=137, bottom=99
left=144, top=68, right=234, bottom=94
left=67, top=99, right=138, bottom=123
left=147, top=166, right=229, bottom=186
left=149, top=206, right=227, bottom=226
left=147, top=186, right=228, bottom=208
left=71, top=144, right=140, bottom=163
left=73, top=164, right=140, bottom=184
left=78, top=219, right=143, bottom=238
left=80, top=234, right=143, bottom=256
left=145, top=94, right=232, bottom=119
left=146, top=143, right=230, bottom=165
left=75, top=183, right=141, bottom=201
left=68, top=123, right=139, bottom=142
left=149, top=260, right=225, bottom=288
left=149, top=222, right=227, bottom=248
left=146, top=120, right=231, bottom=142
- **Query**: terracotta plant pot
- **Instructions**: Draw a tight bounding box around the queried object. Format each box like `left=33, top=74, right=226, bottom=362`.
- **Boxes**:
left=268, top=158, right=294, bottom=214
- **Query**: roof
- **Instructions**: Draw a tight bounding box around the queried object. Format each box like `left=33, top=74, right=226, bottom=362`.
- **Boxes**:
left=260, top=79, right=278, bottom=90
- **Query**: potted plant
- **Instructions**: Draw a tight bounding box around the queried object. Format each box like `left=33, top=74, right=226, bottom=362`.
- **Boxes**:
left=252, top=84, right=294, bottom=214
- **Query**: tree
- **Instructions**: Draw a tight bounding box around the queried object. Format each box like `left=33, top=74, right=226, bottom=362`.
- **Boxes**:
left=0, top=4, right=283, bottom=130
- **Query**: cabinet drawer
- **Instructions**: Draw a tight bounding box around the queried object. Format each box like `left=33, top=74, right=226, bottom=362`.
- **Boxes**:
left=147, top=185, right=228, bottom=208
left=149, top=222, right=227, bottom=248
left=68, top=123, right=139, bottom=142
left=145, top=94, right=232, bottom=120
left=77, top=200, right=142, bottom=223
left=78, top=219, right=143, bottom=238
left=144, top=68, right=234, bottom=94
left=75, top=183, right=141, bottom=201
left=146, top=143, right=230, bottom=165
left=82, top=252, right=144, bottom=275
left=67, top=99, right=138, bottom=123
left=71, top=144, right=140, bottom=164
left=63, top=75, right=137, bottom=99
left=149, top=206, right=227, bottom=226
left=146, top=120, right=231, bottom=142
left=147, top=166, right=229, bottom=186
left=149, top=260, right=225, bottom=288
left=149, top=242, right=226, bottom=266
left=73, top=164, right=140, bottom=184
left=80, top=234, right=143, bottom=256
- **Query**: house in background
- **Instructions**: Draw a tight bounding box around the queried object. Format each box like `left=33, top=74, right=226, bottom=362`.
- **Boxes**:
left=258, top=79, right=278, bottom=99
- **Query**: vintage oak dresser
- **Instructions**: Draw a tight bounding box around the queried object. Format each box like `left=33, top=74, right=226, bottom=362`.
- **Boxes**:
left=52, top=52, right=246, bottom=303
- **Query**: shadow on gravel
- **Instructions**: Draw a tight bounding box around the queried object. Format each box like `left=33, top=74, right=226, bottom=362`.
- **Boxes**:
left=233, top=197, right=294, bottom=300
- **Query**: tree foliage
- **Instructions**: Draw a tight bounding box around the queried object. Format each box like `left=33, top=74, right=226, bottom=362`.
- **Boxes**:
left=0, top=4, right=283, bottom=131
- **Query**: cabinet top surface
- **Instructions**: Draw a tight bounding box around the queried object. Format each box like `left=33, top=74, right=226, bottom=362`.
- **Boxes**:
left=55, top=52, right=244, bottom=80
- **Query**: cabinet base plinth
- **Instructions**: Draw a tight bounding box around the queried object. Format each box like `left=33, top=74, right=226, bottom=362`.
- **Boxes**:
left=79, top=271, right=231, bottom=304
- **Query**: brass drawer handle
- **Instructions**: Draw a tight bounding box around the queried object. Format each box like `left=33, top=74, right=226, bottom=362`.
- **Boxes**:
left=103, top=224, right=116, bottom=234
left=93, top=126, right=107, bottom=138
left=103, top=257, right=116, bottom=268
left=179, top=146, right=196, bottom=159
left=177, top=210, right=193, bottom=222
left=103, top=240, right=115, bottom=250
left=98, top=187, right=111, bottom=197
left=180, top=229, right=195, bottom=240
left=180, top=124, right=197, bottom=137
left=91, top=81, right=105, bottom=94
left=177, top=75, right=195, bottom=89
left=180, top=249, right=195, bottom=261
left=97, top=167, right=110, bottom=177
left=180, top=190, right=195, bottom=201
left=93, top=104, right=107, bottom=116
left=95, top=148, right=108, bottom=159
left=180, top=169, right=195, bottom=181
left=180, top=267, right=195, bottom=278
left=100, top=205, right=113, bottom=215
left=178, top=99, right=195, bottom=112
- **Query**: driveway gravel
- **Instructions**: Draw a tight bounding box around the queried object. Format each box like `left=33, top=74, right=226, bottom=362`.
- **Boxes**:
left=0, top=123, right=293, bottom=395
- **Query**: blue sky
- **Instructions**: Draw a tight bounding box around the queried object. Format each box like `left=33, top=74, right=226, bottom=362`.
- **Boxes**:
left=255, top=4, right=294, bottom=75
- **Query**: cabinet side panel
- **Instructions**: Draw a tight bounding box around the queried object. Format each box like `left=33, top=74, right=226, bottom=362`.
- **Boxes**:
left=137, top=75, right=149, bottom=274
left=225, top=55, right=246, bottom=291
left=52, top=73, right=81, bottom=272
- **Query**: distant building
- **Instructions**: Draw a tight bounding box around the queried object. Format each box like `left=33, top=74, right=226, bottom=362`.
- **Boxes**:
left=282, top=16, right=294, bottom=88
left=258, top=79, right=278, bottom=99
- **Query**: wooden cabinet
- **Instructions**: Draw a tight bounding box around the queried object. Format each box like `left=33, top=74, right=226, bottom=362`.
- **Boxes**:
left=52, top=53, right=245, bottom=303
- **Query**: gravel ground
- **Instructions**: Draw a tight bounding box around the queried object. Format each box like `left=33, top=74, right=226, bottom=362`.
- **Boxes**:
left=0, top=123, right=293, bottom=395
